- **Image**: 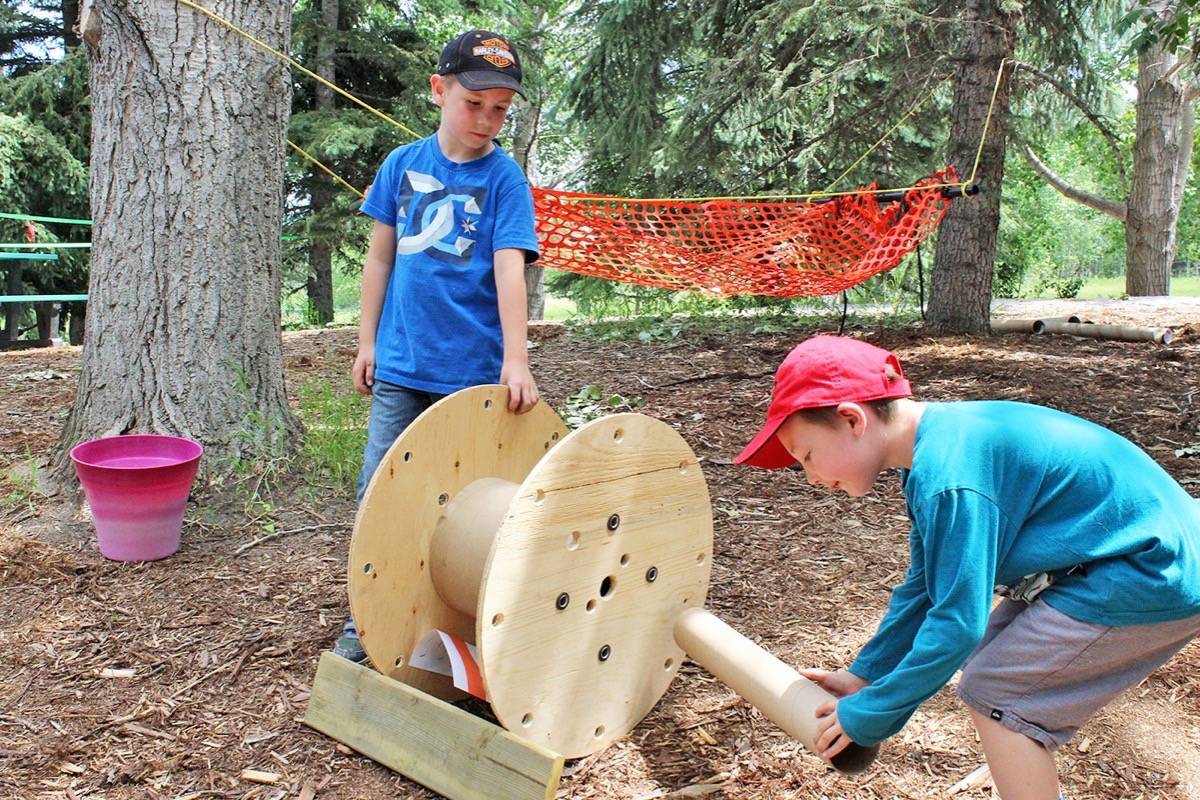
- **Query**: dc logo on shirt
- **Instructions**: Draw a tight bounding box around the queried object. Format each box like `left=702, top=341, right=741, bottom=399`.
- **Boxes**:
left=395, top=170, right=488, bottom=264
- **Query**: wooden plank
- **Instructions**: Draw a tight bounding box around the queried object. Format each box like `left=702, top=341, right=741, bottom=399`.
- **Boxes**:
left=304, top=652, right=563, bottom=800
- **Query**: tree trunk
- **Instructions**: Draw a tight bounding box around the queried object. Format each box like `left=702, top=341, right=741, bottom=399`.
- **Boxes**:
left=62, top=0, right=81, bottom=49
left=925, top=0, right=1017, bottom=335
left=55, top=0, right=299, bottom=480
left=510, top=96, right=545, bottom=321
left=304, top=0, right=338, bottom=325
left=1125, top=40, right=1187, bottom=297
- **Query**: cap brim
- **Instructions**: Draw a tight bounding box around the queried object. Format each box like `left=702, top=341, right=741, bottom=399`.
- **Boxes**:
left=734, top=415, right=796, bottom=469
left=455, top=70, right=527, bottom=99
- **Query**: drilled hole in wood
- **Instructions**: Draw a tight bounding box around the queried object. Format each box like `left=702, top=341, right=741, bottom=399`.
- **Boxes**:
left=620, top=553, right=630, bottom=566
left=362, top=562, right=373, bottom=574
left=600, top=575, right=615, bottom=597
left=521, top=713, right=533, bottom=727
left=437, top=492, right=449, bottom=506
left=567, top=531, right=580, bottom=550
left=492, top=613, right=504, bottom=626
left=403, top=451, right=413, bottom=462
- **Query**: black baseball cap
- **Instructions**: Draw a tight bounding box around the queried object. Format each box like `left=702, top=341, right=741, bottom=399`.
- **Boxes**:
left=437, top=29, right=526, bottom=99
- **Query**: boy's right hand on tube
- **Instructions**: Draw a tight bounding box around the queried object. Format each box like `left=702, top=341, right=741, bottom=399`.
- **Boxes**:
left=798, top=667, right=869, bottom=698
left=352, top=347, right=376, bottom=395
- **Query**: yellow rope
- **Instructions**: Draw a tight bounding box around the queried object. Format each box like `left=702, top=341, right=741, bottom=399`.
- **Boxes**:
left=174, top=0, right=421, bottom=141
left=963, top=57, right=1011, bottom=191
left=175, top=0, right=1005, bottom=204
left=821, top=80, right=947, bottom=194
left=287, top=140, right=366, bottom=199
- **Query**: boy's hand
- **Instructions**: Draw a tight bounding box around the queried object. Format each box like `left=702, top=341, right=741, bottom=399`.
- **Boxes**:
left=352, top=347, right=376, bottom=395
left=813, top=701, right=854, bottom=762
left=501, top=360, right=539, bottom=413
left=797, top=667, right=869, bottom=698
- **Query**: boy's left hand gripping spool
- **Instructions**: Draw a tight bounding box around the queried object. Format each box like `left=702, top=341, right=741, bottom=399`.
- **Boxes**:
left=347, top=385, right=715, bottom=758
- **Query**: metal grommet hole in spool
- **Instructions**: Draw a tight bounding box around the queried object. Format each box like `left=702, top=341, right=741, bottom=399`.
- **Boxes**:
left=597, top=644, right=611, bottom=661
left=362, top=562, right=374, bottom=575
left=492, top=613, right=504, bottom=626
left=555, top=592, right=570, bottom=610
left=567, top=531, right=581, bottom=550
left=645, top=566, right=658, bottom=583
left=606, top=513, right=620, bottom=532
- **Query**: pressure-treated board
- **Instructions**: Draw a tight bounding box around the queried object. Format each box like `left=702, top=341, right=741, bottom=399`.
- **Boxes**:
left=304, top=652, right=563, bottom=800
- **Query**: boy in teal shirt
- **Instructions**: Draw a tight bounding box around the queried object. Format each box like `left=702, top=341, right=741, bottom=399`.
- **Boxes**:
left=737, top=335, right=1200, bottom=800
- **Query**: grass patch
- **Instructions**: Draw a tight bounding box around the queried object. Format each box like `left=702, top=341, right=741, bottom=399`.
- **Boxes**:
left=294, top=380, right=369, bottom=493
left=1073, top=275, right=1200, bottom=298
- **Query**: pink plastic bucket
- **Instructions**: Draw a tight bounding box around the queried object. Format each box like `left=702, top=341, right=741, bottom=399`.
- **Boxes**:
left=69, top=434, right=203, bottom=561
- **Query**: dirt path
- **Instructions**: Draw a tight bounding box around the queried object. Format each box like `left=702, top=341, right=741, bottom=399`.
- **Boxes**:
left=2, top=302, right=1198, bottom=799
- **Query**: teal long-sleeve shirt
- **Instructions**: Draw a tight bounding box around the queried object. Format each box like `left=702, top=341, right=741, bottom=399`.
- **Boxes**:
left=837, top=401, right=1200, bottom=747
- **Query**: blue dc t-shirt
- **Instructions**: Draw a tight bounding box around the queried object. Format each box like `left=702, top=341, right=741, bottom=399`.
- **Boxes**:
left=838, top=401, right=1200, bottom=747
left=360, top=135, right=539, bottom=394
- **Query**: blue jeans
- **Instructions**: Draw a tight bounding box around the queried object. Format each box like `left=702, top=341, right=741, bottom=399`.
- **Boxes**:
left=356, top=381, right=445, bottom=504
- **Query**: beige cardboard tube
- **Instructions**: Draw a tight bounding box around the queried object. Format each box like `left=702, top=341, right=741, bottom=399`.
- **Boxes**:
left=672, top=607, right=879, bottom=773
left=991, top=318, right=1045, bottom=334
left=1039, top=319, right=1174, bottom=344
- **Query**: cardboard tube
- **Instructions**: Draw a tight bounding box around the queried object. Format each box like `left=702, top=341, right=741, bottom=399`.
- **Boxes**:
left=1039, top=320, right=1174, bottom=345
left=672, top=607, right=879, bottom=773
left=991, top=318, right=1046, bottom=334
left=429, top=477, right=519, bottom=616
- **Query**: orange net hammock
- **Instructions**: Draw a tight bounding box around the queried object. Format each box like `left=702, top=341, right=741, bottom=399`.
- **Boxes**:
left=532, top=168, right=957, bottom=298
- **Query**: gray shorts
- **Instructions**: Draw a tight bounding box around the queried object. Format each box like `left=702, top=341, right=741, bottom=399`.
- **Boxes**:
left=957, top=597, right=1200, bottom=750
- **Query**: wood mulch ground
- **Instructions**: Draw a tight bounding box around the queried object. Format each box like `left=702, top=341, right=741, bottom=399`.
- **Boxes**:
left=1, top=298, right=1198, bottom=799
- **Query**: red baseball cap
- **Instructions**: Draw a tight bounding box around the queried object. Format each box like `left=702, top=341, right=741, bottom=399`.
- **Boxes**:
left=735, top=336, right=912, bottom=469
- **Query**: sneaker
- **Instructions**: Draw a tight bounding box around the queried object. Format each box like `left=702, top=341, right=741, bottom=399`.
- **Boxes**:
left=332, top=618, right=367, bottom=663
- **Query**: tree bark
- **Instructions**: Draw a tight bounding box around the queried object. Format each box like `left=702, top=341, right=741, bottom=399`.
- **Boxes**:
left=925, top=0, right=1017, bottom=335
left=1126, top=40, right=1188, bottom=296
left=510, top=96, right=545, bottom=321
left=56, top=0, right=299, bottom=480
left=305, top=0, right=338, bottom=325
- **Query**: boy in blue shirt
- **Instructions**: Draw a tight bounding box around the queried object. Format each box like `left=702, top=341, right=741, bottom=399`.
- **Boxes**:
left=736, top=335, right=1200, bottom=800
left=334, top=29, right=541, bottom=662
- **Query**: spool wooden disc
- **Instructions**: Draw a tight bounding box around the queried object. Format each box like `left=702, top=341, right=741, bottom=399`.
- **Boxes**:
left=348, top=385, right=569, bottom=699
left=477, top=413, right=713, bottom=757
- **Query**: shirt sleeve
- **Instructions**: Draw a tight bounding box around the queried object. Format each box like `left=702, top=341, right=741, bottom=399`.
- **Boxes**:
left=849, top=531, right=931, bottom=682
left=491, top=165, right=539, bottom=262
left=838, top=488, right=1005, bottom=746
left=361, top=149, right=402, bottom=226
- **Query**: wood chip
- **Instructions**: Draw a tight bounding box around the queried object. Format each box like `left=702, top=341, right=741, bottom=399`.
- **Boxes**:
left=95, top=668, right=136, bottom=679
left=239, top=769, right=281, bottom=784
left=948, top=763, right=991, bottom=794
left=58, top=762, right=86, bottom=775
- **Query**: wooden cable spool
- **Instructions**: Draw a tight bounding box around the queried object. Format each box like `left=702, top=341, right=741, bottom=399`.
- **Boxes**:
left=346, top=385, right=877, bottom=771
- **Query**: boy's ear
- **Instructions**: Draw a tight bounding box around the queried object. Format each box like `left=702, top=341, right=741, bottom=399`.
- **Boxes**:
left=835, top=402, right=869, bottom=435
left=430, top=73, right=447, bottom=106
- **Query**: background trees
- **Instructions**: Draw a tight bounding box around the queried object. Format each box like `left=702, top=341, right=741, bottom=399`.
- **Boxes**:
left=0, top=0, right=1196, bottom=467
